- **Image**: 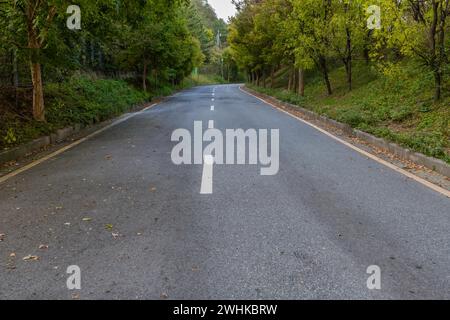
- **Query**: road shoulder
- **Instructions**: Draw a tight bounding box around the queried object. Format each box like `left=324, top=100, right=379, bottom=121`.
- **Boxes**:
left=240, top=85, right=450, bottom=196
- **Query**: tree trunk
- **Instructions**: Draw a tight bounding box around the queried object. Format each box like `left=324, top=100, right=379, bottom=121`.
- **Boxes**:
left=435, top=0, right=449, bottom=101
left=345, top=61, right=352, bottom=91
left=430, top=0, right=440, bottom=101
left=345, top=28, right=352, bottom=91
left=324, top=71, right=332, bottom=96
left=434, top=70, right=441, bottom=101
left=12, top=49, right=19, bottom=87
left=31, top=62, right=45, bottom=121
left=293, top=68, right=297, bottom=93
left=288, top=67, right=292, bottom=91
left=28, top=27, right=45, bottom=121
left=12, top=49, right=20, bottom=108
left=90, top=40, right=95, bottom=67
left=142, top=62, right=148, bottom=91
left=271, top=66, right=275, bottom=88
left=319, top=57, right=332, bottom=95
left=298, top=68, right=305, bottom=96
left=25, top=2, right=58, bottom=122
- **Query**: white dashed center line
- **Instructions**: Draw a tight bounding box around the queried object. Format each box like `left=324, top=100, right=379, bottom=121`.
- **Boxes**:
left=200, top=155, right=214, bottom=194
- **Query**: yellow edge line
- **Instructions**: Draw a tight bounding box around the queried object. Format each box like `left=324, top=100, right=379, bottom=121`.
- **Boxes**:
left=239, top=86, right=450, bottom=198
left=0, top=103, right=158, bottom=185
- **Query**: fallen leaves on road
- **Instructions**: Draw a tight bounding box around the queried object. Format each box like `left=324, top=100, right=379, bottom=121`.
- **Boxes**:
left=22, top=255, right=39, bottom=261
left=150, top=187, right=157, bottom=192
left=105, top=224, right=114, bottom=231
left=39, top=245, right=48, bottom=250
left=112, top=232, right=120, bottom=239
left=0, top=234, right=5, bottom=242
left=160, top=293, right=168, bottom=299
left=105, top=155, right=113, bottom=160
left=9, top=253, right=16, bottom=258
left=82, top=217, right=92, bottom=222
left=71, top=293, right=80, bottom=300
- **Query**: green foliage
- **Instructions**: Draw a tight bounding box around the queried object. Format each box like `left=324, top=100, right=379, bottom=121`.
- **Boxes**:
left=0, top=75, right=149, bottom=149
left=0, top=0, right=237, bottom=149
left=250, top=61, right=450, bottom=164
left=45, top=76, right=149, bottom=126
left=3, top=128, right=17, bottom=145
left=230, top=0, right=449, bottom=162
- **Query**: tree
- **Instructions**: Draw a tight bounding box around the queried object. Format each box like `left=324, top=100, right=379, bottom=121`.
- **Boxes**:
left=372, top=0, right=449, bottom=101
left=0, top=0, right=102, bottom=121
left=0, top=1, right=59, bottom=121
left=289, top=0, right=335, bottom=95
left=329, top=0, right=366, bottom=91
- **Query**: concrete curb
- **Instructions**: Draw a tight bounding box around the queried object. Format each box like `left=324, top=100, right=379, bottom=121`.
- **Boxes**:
left=0, top=123, right=87, bottom=165
left=0, top=101, right=150, bottom=166
left=244, top=86, right=450, bottom=178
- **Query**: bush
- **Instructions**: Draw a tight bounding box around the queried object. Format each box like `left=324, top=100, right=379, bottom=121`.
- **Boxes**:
left=337, top=109, right=366, bottom=127
left=1, top=75, right=149, bottom=149
left=247, top=60, right=450, bottom=164
left=45, top=76, right=149, bottom=128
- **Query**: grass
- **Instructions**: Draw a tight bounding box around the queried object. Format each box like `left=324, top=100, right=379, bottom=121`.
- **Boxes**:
left=0, top=75, right=149, bottom=150
left=249, top=61, right=450, bottom=164
left=0, top=72, right=229, bottom=151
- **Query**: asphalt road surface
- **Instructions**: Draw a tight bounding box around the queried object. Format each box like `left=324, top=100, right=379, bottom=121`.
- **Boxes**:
left=0, top=84, right=449, bottom=299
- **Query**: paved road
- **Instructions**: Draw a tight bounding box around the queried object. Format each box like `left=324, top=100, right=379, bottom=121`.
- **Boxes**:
left=0, top=84, right=449, bottom=299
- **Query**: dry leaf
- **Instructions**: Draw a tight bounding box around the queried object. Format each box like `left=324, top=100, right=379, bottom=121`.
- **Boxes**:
left=71, top=293, right=80, bottom=300
left=105, top=224, right=114, bottom=231
left=39, top=244, right=48, bottom=250
left=0, top=233, right=5, bottom=242
left=112, top=232, right=120, bottom=239
left=150, top=187, right=157, bottom=192
left=10, top=252, right=16, bottom=258
left=23, top=255, right=39, bottom=261
left=160, top=293, right=168, bottom=299
left=82, top=217, right=92, bottom=222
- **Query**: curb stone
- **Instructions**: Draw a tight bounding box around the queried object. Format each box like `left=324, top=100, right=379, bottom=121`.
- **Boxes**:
left=0, top=101, right=155, bottom=166
left=0, top=125, right=81, bottom=165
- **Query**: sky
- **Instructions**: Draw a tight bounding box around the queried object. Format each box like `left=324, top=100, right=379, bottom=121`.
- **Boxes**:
left=208, top=0, right=237, bottom=21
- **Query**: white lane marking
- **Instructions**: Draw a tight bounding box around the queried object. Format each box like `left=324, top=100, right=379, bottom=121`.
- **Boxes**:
left=211, top=105, right=215, bottom=111
left=208, top=120, right=214, bottom=129
left=0, top=103, right=159, bottom=185
left=200, top=155, right=214, bottom=194
left=239, top=87, right=450, bottom=198
left=212, top=98, right=215, bottom=102
left=212, top=93, right=215, bottom=96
